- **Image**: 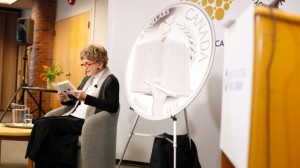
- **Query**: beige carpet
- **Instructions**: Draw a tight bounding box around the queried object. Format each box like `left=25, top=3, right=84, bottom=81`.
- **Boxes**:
left=0, top=140, right=28, bottom=168
left=0, top=111, right=28, bottom=168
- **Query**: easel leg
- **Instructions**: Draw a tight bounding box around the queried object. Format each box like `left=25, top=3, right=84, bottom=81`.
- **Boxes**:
left=117, top=109, right=189, bottom=168
left=172, top=109, right=189, bottom=168
left=171, top=115, right=177, bottom=168
left=117, top=114, right=140, bottom=168
left=184, top=109, right=191, bottom=148
left=184, top=109, right=190, bottom=137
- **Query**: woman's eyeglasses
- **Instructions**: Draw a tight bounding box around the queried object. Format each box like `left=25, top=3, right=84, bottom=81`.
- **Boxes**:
left=80, top=62, right=97, bottom=68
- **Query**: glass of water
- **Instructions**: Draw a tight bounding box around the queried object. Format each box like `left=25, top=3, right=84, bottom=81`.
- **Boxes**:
left=24, top=114, right=33, bottom=125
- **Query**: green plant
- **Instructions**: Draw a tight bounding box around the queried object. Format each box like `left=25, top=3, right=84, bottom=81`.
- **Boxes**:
left=40, top=64, right=63, bottom=82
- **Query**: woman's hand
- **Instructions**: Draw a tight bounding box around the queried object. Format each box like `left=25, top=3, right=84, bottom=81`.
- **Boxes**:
left=71, top=90, right=87, bottom=101
left=57, top=93, right=67, bottom=102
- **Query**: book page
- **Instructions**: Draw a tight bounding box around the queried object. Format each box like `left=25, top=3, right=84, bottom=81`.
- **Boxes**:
left=131, top=40, right=163, bottom=93
left=52, top=80, right=77, bottom=101
left=131, top=40, right=190, bottom=96
left=162, top=41, right=190, bottom=96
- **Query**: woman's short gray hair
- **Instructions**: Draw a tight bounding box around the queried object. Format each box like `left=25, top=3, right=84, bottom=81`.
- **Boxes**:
left=80, top=44, right=108, bottom=68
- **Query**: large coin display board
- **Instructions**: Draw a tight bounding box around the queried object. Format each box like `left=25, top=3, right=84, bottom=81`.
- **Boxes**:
left=125, top=2, right=215, bottom=120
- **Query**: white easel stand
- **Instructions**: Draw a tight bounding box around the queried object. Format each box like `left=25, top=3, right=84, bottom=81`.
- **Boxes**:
left=117, top=108, right=190, bottom=168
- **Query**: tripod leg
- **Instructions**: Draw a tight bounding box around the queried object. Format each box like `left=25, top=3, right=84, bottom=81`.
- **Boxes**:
left=17, top=45, right=29, bottom=105
left=0, top=85, right=22, bottom=122
left=117, top=114, right=140, bottom=168
left=18, top=87, right=26, bottom=104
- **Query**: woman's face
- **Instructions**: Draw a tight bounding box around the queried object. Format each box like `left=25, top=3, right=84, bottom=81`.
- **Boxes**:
left=81, top=58, right=103, bottom=76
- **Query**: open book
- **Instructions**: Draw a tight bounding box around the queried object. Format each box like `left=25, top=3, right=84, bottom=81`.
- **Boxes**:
left=131, top=40, right=190, bottom=96
left=130, top=40, right=190, bottom=116
left=52, top=80, right=77, bottom=101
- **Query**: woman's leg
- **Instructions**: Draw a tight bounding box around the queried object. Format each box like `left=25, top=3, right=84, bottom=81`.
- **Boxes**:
left=25, top=117, right=49, bottom=160
left=47, top=115, right=84, bottom=135
left=41, top=116, right=84, bottom=168
left=25, top=116, right=84, bottom=168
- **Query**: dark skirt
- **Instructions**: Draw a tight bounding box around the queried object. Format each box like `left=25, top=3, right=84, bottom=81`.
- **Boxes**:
left=25, top=115, right=84, bottom=168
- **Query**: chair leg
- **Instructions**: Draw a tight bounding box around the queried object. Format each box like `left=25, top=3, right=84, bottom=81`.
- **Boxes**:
left=0, top=139, right=2, bottom=163
left=28, top=159, right=34, bottom=168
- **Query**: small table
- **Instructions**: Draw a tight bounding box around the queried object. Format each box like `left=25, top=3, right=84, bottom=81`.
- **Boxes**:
left=21, top=86, right=57, bottom=117
left=0, top=123, right=33, bottom=168
left=0, top=86, right=58, bottom=122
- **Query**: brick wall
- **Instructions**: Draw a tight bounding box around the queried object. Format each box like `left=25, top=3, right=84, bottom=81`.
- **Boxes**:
left=27, top=0, right=56, bottom=118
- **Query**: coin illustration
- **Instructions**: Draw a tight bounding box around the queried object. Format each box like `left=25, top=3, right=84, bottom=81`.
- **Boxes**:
left=125, top=2, right=215, bottom=120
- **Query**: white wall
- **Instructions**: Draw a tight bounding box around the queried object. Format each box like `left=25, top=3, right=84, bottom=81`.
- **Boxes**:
left=93, top=0, right=108, bottom=46
left=21, top=9, right=31, bottom=17
left=55, top=0, right=300, bottom=167
left=56, top=0, right=94, bottom=21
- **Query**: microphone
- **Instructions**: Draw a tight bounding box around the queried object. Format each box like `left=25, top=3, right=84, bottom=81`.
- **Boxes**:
left=94, top=84, right=98, bottom=88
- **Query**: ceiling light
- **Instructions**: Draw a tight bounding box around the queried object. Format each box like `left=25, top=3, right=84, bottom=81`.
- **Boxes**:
left=0, top=0, right=18, bottom=5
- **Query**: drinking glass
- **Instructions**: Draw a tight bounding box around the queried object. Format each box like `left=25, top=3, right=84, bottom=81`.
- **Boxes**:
left=24, top=114, right=33, bottom=125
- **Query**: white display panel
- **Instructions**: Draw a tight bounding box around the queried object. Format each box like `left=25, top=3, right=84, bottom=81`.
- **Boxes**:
left=220, top=6, right=255, bottom=168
